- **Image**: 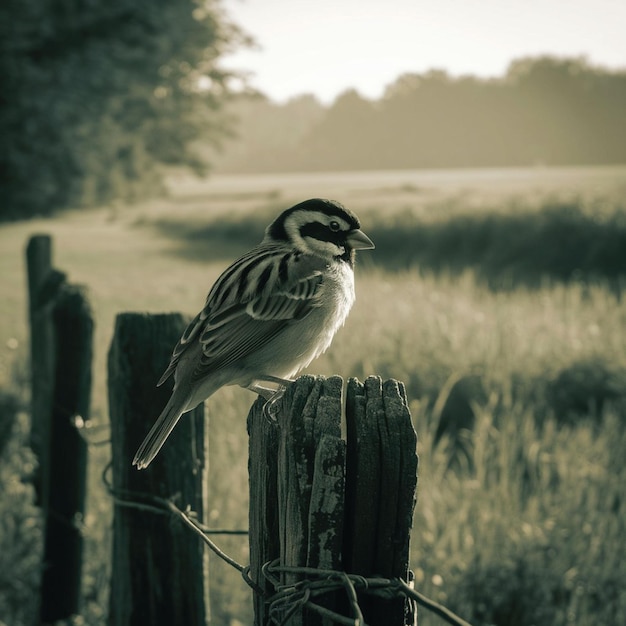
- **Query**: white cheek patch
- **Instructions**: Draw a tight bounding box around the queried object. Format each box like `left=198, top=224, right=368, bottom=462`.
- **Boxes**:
left=304, top=237, right=344, bottom=257
left=285, top=219, right=302, bottom=247
left=285, top=210, right=319, bottom=250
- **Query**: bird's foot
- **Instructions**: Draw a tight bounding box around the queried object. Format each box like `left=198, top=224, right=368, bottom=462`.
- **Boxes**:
left=247, top=376, right=293, bottom=422
left=263, top=388, right=285, bottom=422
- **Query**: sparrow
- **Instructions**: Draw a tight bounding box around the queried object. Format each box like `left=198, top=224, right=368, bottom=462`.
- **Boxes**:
left=133, top=198, right=374, bottom=468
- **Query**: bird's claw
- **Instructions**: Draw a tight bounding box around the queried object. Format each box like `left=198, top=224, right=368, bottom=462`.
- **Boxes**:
left=263, top=387, right=286, bottom=423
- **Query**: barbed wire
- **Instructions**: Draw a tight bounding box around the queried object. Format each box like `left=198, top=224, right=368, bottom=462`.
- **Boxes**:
left=101, top=461, right=249, bottom=543
left=102, top=461, right=473, bottom=626
left=72, top=414, right=112, bottom=446
left=257, top=561, right=474, bottom=626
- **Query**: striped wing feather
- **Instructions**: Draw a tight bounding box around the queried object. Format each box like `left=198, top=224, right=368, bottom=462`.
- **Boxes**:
left=157, top=248, right=326, bottom=386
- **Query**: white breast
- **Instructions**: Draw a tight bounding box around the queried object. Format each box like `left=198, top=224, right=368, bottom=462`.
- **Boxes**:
left=297, top=260, right=355, bottom=367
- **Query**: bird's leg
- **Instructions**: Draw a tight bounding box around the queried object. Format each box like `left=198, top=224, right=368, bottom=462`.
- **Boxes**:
left=258, top=375, right=295, bottom=386
left=247, top=376, right=294, bottom=421
left=247, top=382, right=278, bottom=401
left=247, top=375, right=294, bottom=398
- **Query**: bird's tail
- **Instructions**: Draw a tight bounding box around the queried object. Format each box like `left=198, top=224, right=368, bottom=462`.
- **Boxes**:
left=132, top=394, right=186, bottom=470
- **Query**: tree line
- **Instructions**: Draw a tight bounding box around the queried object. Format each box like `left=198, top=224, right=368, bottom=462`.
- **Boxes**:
left=212, top=56, right=626, bottom=173
left=2, top=8, right=625, bottom=224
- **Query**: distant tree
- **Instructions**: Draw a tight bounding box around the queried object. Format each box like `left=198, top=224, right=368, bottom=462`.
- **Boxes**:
left=0, top=0, right=248, bottom=219
left=212, top=56, right=626, bottom=174
left=506, top=56, right=626, bottom=164
left=207, top=93, right=325, bottom=172
left=297, top=89, right=379, bottom=170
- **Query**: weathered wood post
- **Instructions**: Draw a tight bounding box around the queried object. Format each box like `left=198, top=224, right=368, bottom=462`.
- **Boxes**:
left=248, top=375, right=418, bottom=626
left=26, top=234, right=66, bottom=507
left=26, top=235, right=92, bottom=624
left=344, top=377, right=418, bottom=624
left=107, top=312, right=209, bottom=626
left=39, top=284, right=93, bottom=624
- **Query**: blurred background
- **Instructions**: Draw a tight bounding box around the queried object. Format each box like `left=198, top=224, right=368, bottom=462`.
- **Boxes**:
left=1, top=0, right=625, bottom=624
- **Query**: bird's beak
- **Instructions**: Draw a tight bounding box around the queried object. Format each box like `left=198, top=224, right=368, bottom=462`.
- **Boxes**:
left=347, top=229, right=375, bottom=250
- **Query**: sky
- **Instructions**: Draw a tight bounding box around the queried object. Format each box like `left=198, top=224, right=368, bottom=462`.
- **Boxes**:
left=221, top=0, right=626, bottom=104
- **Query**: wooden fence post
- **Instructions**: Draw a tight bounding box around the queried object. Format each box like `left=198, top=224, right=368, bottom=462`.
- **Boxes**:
left=107, top=312, right=209, bottom=626
left=247, top=394, right=281, bottom=621
left=248, top=375, right=418, bottom=626
left=344, top=377, right=418, bottom=624
left=40, top=284, right=93, bottom=624
left=26, top=234, right=66, bottom=508
left=25, top=235, right=92, bottom=624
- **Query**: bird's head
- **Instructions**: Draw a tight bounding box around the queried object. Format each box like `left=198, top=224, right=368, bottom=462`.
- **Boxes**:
left=265, top=198, right=374, bottom=263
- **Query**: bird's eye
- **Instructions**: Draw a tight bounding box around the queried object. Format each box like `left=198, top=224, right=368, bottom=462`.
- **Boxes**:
left=329, top=220, right=341, bottom=232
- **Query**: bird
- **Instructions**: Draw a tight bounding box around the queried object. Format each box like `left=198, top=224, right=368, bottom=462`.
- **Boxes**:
left=133, top=198, right=374, bottom=469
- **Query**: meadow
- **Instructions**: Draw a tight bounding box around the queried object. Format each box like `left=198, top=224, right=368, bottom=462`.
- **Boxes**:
left=1, top=165, right=625, bottom=625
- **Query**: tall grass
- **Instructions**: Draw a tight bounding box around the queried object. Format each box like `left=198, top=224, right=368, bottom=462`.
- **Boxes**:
left=0, top=179, right=625, bottom=624
left=150, top=194, right=626, bottom=289
left=0, top=391, right=42, bottom=626
left=413, top=401, right=626, bottom=626
left=368, top=199, right=626, bottom=289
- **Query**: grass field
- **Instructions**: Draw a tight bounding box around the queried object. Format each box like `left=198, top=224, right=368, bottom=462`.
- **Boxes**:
left=1, top=165, right=625, bottom=625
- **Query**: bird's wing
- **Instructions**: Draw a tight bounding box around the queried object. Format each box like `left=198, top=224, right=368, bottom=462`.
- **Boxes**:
left=158, top=251, right=326, bottom=385
left=157, top=308, right=207, bottom=386
left=193, top=268, right=324, bottom=380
